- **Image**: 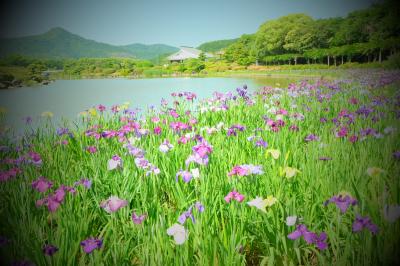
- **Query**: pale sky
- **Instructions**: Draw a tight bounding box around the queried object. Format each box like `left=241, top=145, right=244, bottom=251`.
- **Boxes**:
left=0, top=0, right=378, bottom=47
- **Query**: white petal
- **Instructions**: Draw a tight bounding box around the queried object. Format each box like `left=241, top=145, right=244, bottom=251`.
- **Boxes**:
left=191, top=168, right=200, bottom=179
left=247, top=197, right=263, bottom=207
left=286, top=215, right=297, bottom=226
left=159, top=144, right=169, bottom=153
left=174, top=231, right=187, bottom=245
left=167, top=223, right=183, bottom=236
left=107, top=159, right=119, bottom=170
left=384, top=205, right=400, bottom=223
left=247, top=197, right=267, bottom=212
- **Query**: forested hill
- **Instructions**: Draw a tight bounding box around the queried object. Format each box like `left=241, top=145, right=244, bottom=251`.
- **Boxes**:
left=197, top=38, right=238, bottom=52
left=121, top=43, right=179, bottom=60
left=0, top=27, right=178, bottom=60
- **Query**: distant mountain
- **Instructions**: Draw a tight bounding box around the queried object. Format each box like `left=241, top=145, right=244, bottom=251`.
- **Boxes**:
left=197, top=38, right=238, bottom=52
left=121, top=43, right=179, bottom=60
left=0, top=27, right=178, bottom=60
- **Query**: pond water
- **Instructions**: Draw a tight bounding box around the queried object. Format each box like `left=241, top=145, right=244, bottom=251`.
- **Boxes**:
left=0, top=76, right=312, bottom=132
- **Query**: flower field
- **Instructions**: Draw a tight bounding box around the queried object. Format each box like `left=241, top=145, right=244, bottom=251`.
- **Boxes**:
left=1, top=70, right=400, bottom=265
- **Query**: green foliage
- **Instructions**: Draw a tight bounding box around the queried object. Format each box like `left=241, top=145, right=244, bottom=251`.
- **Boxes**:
left=256, top=14, right=314, bottom=56
left=26, top=62, right=46, bottom=82
left=198, top=52, right=206, bottom=62
left=184, top=59, right=205, bottom=72
left=62, top=58, right=153, bottom=77
left=27, top=63, right=46, bottom=75
left=0, top=55, right=64, bottom=69
left=204, top=60, right=231, bottom=72
left=265, top=54, right=302, bottom=63
left=313, top=18, right=343, bottom=48
left=0, top=72, right=15, bottom=83
left=178, top=63, right=187, bottom=73
left=383, top=53, right=400, bottom=69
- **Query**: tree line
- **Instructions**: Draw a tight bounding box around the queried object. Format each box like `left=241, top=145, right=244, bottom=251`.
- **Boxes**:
left=224, top=0, right=400, bottom=66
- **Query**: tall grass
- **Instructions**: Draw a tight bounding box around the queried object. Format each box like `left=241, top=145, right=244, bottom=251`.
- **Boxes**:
left=0, top=71, right=399, bottom=265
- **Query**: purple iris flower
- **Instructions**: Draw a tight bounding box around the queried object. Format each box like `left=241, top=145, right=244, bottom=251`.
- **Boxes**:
left=145, top=164, right=160, bottom=176
left=287, top=224, right=310, bottom=241
left=125, top=144, right=145, bottom=158
left=287, top=224, right=328, bottom=250
left=42, top=244, right=58, bottom=256
left=74, top=178, right=92, bottom=189
left=324, top=194, right=357, bottom=213
left=24, top=116, right=33, bottom=124
left=356, top=106, right=374, bottom=118
left=132, top=211, right=147, bottom=224
left=124, top=108, right=136, bottom=117
left=313, top=232, right=328, bottom=250
left=56, top=127, right=69, bottom=136
left=236, top=85, right=249, bottom=100
left=161, top=98, right=168, bottom=106
left=352, top=215, right=379, bottom=235
left=80, top=237, right=103, bottom=254
left=393, top=151, right=400, bottom=160
left=27, top=151, right=42, bottom=166
left=227, top=128, right=237, bottom=136
left=194, top=201, right=205, bottom=213
left=255, top=139, right=268, bottom=148
left=0, top=236, right=10, bottom=246
left=102, top=130, right=118, bottom=138
left=227, top=124, right=246, bottom=136
left=11, top=260, right=35, bottom=266
left=193, top=134, right=203, bottom=142
left=185, top=153, right=209, bottom=166
left=359, top=128, right=377, bottom=137
left=319, top=157, right=332, bottom=161
left=178, top=201, right=205, bottom=224
left=305, top=134, right=319, bottom=142
left=178, top=210, right=194, bottom=224
left=135, top=157, right=149, bottom=168
left=176, top=170, right=193, bottom=183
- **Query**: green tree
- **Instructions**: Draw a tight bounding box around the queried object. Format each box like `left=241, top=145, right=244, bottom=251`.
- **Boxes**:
left=27, top=62, right=46, bottom=82
left=198, top=52, right=206, bottom=62
left=224, top=34, right=256, bottom=66
left=255, top=14, right=314, bottom=58
left=313, top=18, right=343, bottom=48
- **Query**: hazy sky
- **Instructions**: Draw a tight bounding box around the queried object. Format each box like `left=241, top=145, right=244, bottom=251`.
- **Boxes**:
left=0, top=0, right=377, bottom=47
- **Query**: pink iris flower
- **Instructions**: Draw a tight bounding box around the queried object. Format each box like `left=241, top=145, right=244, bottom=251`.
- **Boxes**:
left=100, top=196, right=128, bottom=213
left=224, top=190, right=245, bottom=203
left=31, top=176, right=53, bottom=193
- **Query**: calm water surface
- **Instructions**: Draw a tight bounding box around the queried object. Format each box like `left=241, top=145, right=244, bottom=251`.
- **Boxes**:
left=0, top=76, right=310, bottom=132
